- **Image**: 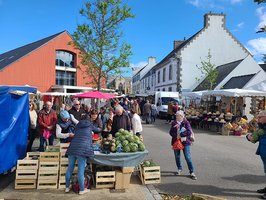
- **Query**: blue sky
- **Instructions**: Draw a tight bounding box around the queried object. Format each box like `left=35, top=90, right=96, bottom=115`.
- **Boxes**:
left=0, top=0, right=266, bottom=76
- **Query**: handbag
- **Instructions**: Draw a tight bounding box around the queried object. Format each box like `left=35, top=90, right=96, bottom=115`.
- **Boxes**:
left=43, top=129, right=52, bottom=140
left=190, top=131, right=195, bottom=142
left=172, top=139, right=184, bottom=150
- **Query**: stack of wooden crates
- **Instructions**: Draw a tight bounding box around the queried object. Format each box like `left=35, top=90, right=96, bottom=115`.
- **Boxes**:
left=15, top=155, right=39, bottom=189
left=58, top=143, right=78, bottom=189
left=37, top=151, right=60, bottom=189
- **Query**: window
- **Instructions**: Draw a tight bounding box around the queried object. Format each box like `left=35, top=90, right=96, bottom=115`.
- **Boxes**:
left=55, top=50, right=75, bottom=68
left=158, top=71, right=160, bottom=83
left=163, top=68, right=166, bottom=82
left=169, top=65, right=172, bottom=80
left=168, top=87, right=172, bottom=91
left=162, top=88, right=165, bottom=91
left=56, top=71, right=76, bottom=86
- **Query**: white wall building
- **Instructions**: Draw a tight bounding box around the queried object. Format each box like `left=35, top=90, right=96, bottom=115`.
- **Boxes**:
left=132, top=57, right=156, bottom=95
left=145, top=13, right=265, bottom=94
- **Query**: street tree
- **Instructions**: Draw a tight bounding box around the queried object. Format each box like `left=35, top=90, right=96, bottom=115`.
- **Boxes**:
left=196, top=49, right=218, bottom=90
left=70, top=0, right=134, bottom=91
left=255, top=0, right=266, bottom=32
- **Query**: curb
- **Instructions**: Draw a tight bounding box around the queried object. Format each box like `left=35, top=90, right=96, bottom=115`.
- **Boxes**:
left=142, top=184, right=163, bottom=200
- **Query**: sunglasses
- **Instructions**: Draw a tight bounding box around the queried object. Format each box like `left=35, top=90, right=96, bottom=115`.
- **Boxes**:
left=75, top=104, right=80, bottom=106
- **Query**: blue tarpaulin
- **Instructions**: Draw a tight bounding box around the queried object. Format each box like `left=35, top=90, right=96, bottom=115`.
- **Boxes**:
left=0, top=85, right=36, bottom=173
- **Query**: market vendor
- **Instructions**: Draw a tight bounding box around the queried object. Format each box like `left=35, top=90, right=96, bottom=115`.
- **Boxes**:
left=110, top=105, right=132, bottom=137
left=89, top=109, right=103, bottom=137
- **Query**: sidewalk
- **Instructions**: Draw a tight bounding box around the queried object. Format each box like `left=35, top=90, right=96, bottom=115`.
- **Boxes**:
left=0, top=171, right=162, bottom=200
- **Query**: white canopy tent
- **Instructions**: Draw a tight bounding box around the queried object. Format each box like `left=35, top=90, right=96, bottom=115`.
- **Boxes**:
left=182, top=90, right=207, bottom=98
left=202, top=89, right=266, bottom=116
left=40, top=92, right=82, bottom=96
left=202, top=89, right=266, bottom=97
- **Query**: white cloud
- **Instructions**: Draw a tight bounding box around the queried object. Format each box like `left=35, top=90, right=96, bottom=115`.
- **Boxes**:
left=247, top=37, right=266, bottom=60
left=237, top=22, right=244, bottom=28
left=256, top=7, right=266, bottom=30
left=188, top=0, right=200, bottom=7
left=230, top=0, right=243, bottom=4
left=187, top=0, right=243, bottom=9
left=130, top=61, right=147, bottom=70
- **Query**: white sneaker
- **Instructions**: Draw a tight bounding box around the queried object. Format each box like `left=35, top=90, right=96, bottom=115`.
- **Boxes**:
left=176, top=170, right=182, bottom=175
left=65, top=187, right=70, bottom=193
left=79, top=188, right=90, bottom=195
left=190, top=172, right=197, bottom=180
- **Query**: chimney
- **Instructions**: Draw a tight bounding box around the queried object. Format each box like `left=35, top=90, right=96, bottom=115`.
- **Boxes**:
left=204, top=12, right=226, bottom=28
left=173, top=40, right=184, bottom=49
left=148, top=57, right=156, bottom=66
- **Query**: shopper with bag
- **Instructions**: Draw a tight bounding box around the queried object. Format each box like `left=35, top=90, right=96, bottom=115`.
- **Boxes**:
left=38, top=101, right=57, bottom=152
left=169, top=110, right=197, bottom=180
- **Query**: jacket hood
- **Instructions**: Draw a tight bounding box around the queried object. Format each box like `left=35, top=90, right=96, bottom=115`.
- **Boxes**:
left=77, top=120, right=93, bottom=128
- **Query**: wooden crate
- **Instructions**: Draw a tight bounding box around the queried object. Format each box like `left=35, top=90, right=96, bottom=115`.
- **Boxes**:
left=46, top=145, right=60, bottom=152
left=59, top=157, right=78, bottom=172
left=16, top=170, right=38, bottom=180
left=26, top=152, right=40, bottom=160
left=95, top=171, right=115, bottom=189
left=60, top=143, right=70, bottom=157
left=37, top=179, right=58, bottom=189
left=139, top=165, right=161, bottom=185
left=39, top=152, right=59, bottom=162
left=58, top=179, right=66, bottom=189
left=17, top=160, right=38, bottom=170
left=58, top=170, right=77, bottom=181
left=38, top=170, right=58, bottom=180
left=15, top=179, right=36, bottom=189
left=39, top=162, right=59, bottom=171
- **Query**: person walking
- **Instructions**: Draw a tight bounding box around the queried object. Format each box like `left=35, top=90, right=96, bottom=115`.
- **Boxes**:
left=130, top=109, right=143, bottom=136
left=143, top=100, right=152, bottom=124
left=247, top=110, right=266, bottom=199
left=38, top=101, right=57, bottom=152
left=151, top=102, right=158, bottom=124
left=27, top=101, right=38, bottom=152
left=169, top=110, right=197, bottom=180
left=65, top=114, right=97, bottom=195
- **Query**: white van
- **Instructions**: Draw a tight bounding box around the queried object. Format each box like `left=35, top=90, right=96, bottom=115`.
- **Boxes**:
left=155, top=91, right=180, bottom=118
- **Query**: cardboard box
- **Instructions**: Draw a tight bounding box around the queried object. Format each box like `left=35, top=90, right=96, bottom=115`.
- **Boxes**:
left=115, top=170, right=132, bottom=189
left=121, top=167, right=134, bottom=173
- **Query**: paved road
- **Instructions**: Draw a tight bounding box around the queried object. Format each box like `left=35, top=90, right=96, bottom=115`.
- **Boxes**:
left=142, top=119, right=265, bottom=200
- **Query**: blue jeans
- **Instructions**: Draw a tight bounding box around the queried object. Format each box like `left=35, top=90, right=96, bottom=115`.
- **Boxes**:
left=39, top=135, right=55, bottom=152
left=174, top=145, right=194, bottom=173
left=260, top=156, right=266, bottom=174
left=65, top=155, right=86, bottom=191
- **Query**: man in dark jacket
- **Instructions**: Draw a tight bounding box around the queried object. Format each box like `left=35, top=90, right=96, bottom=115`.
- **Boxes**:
left=68, top=100, right=86, bottom=122
left=110, top=106, right=131, bottom=136
left=247, top=110, right=266, bottom=199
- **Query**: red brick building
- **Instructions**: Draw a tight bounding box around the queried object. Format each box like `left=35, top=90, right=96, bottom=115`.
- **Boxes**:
left=0, top=31, right=104, bottom=93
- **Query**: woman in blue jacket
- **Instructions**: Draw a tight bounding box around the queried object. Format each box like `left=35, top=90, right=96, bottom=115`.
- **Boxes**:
left=65, top=114, right=97, bottom=195
left=169, top=110, right=197, bottom=180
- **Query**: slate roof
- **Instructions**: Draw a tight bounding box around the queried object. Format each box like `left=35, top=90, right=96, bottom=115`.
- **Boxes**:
left=259, top=64, right=266, bottom=73
left=193, top=59, right=244, bottom=91
left=153, top=29, right=202, bottom=70
left=0, top=31, right=65, bottom=71
left=222, top=74, right=255, bottom=89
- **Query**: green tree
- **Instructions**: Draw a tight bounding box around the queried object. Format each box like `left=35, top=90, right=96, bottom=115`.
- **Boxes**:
left=255, top=0, right=266, bottom=32
left=196, top=49, right=218, bottom=90
left=71, top=0, right=134, bottom=91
